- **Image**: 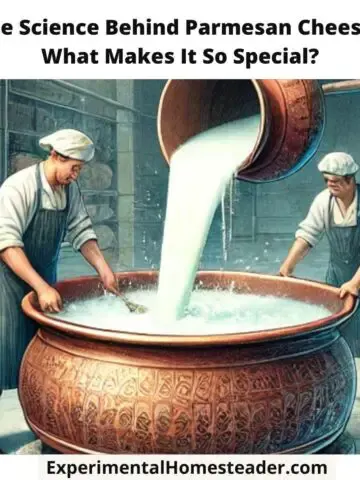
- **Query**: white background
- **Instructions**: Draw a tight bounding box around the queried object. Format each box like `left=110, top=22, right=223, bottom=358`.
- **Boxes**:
left=0, top=0, right=359, bottom=474
left=0, top=454, right=349, bottom=478
left=0, top=0, right=358, bottom=78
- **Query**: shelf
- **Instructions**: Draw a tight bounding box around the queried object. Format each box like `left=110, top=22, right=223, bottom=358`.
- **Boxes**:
left=9, top=87, right=117, bottom=124
left=82, top=189, right=118, bottom=197
left=9, top=128, right=42, bottom=138
left=92, top=218, right=118, bottom=226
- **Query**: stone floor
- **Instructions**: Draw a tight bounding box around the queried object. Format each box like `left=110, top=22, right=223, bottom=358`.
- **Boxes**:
left=0, top=235, right=358, bottom=454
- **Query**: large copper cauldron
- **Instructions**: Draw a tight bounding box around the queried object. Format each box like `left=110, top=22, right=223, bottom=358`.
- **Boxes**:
left=157, top=80, right=325, bottom=182
left=20, top=271, right=356, bottom=454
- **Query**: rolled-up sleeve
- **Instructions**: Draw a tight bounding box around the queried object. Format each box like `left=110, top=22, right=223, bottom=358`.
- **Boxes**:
left=66, top=183, right=97, bottom=251
left=295, top=192, right=327, bottom=247
left=0, top=186, right=28, bottom=251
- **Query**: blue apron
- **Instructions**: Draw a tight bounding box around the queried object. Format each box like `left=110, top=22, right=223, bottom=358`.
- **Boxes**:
left=325, top=184, right=360, bottom=355
left=0, top=164, right=70, bottom=389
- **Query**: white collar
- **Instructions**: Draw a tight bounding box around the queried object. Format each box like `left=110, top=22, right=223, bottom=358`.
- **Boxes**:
left=332, top=188, right=358, bottom=225
left=39, top=162, right=64, bottom=195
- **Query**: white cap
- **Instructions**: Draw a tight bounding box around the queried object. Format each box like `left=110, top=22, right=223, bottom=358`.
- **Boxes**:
left=318, top=152, right=359, bottom=176
left=39, top=129, right=95, bottom=163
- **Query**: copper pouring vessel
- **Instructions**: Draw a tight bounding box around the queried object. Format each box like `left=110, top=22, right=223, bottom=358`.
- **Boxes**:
left=157, top=79, right=325, bottom=182
left=157, top=79, right=360, bottom=182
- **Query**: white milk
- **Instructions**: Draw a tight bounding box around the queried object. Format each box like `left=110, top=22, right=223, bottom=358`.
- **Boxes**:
left=156, top=116, right=261, bottom=320
left=51, top=289, right=332, bottom=336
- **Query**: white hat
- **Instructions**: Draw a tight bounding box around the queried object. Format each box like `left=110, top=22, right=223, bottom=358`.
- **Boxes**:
left=39, top=129, right=95, bottom=163
left=318, top=152, right=359, bottom=176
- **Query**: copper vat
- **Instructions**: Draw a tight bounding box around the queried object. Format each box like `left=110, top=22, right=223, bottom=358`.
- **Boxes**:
left=19, top=271, right=357, bottom=454
left=157, top=80, right=325, bottom=182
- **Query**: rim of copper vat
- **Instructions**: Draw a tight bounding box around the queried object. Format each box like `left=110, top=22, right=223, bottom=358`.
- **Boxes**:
left=157, top=79, right=268, bottom=174
left=21, top=271, right=358, bottom=348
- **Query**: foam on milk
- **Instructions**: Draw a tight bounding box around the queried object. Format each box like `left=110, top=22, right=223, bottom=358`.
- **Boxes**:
left=50, top=289, right=332, bottom=336
left=156, top=116, right=261, bottom=321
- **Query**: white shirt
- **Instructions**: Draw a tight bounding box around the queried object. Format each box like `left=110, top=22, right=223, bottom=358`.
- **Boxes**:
left=296, top=188, right=358, bottom=247
left=332, top=189, right=357, bottom=226
left=38, top=162, right=67, bottom=210
left=0, top=163, right=97, bottom=252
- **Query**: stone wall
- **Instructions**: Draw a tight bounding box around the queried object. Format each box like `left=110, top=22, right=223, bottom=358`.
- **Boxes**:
left=231, top=81, right=360, bottom=242
left=2, top=79, right=360, bottom=271
left=131, top=80, right=360, bottom=269
left=3, top=80, right=119, bottom=253
left=132, top=80, right=168, bottom=268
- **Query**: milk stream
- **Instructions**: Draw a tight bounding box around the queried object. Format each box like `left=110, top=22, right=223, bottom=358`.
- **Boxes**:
left=156, top=116, right=261, bottom=320
left=228, top=175, right=235, bottom=248
left=221, top=188, right=227, bottom=263
left=221, top=176, right=235, bottom=265
left=49, top=114, right=334, bottom=335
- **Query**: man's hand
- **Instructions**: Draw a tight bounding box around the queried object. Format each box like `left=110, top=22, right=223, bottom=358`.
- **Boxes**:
left=80, top=241, right=119, bottom=294
left=100, top=266, right=118, bottom=295
left=339, top=280, right=359, bottom=299
left=277, top=238, right=311, bottom=278
left=279, top=263, right=294, bottom=277
left=36, top=285, right=63, bottom=313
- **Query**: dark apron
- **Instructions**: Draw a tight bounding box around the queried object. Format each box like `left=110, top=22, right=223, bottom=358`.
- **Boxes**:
left=325, top=184, right=360, bottom=356
left=0, top=164, right=69, bottom=389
